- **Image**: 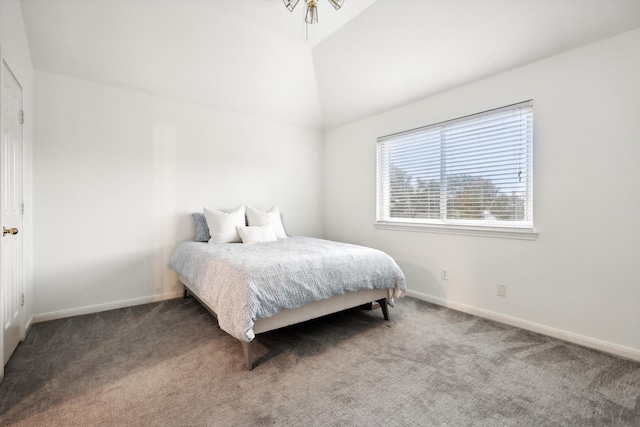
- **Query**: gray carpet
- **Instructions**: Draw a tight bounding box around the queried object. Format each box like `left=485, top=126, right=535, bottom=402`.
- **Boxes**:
left=0, top=297, right=638, bottom=426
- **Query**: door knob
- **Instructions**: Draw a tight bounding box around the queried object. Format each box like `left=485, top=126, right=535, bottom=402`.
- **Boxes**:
left=2, top=227, right=18, bottom=236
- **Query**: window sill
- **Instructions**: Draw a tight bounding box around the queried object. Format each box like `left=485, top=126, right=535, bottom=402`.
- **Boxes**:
left=374, top=221, right=538, bottom=240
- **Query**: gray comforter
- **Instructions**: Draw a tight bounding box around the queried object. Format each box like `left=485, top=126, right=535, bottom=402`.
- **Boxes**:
left=168, top=236, right=406, bottom=341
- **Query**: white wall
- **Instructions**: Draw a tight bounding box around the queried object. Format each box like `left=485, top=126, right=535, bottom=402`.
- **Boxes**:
left=33, top=71, right=323, bottom=319
left=323, top=30, right=640, bottom=359
left=0, top=0, right=34, bottom=334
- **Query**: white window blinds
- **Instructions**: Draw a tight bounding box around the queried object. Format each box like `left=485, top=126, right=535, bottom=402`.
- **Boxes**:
left=377, top=101, right=533, bottom=230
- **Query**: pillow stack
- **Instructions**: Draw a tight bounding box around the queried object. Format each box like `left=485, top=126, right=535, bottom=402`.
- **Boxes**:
left=195, top=205, right=288, bottom=244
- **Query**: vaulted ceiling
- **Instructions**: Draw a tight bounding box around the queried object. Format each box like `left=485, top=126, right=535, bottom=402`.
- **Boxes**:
left=21, top=0, right=640, bottom=130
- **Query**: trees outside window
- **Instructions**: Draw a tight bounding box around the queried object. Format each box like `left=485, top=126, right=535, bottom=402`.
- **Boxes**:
left=377, top=101, right=533, bottom=230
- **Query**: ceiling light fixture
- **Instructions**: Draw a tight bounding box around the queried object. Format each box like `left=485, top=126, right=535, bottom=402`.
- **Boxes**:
left=283, top=0, right=345, bottom=24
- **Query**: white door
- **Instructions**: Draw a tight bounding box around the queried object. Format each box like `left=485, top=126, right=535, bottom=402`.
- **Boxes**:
left=1, top=60, right=24, bottom=368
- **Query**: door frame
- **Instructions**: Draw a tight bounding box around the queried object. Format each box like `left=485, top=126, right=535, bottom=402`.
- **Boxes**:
left=0, top=46, right=4, bottom=381
left=0, top=55, right=26, bottom=379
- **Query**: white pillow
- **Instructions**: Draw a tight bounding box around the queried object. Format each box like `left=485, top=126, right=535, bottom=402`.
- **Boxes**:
left=204, top=205, right=246, bottom=243
left=237, top=224, right=278, bottom=244
left=246, top=206, right=288, bottom=239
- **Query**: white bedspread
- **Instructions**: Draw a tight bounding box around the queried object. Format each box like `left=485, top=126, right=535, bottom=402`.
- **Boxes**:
left=168, top=237, right=406, bottom=341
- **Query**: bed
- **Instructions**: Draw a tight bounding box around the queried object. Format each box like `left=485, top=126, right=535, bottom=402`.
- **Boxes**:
left=169, top=236, right=406, bottom=370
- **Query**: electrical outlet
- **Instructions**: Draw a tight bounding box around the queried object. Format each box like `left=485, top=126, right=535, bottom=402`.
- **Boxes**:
left=497, top=283, right=506, bottom=297
left=441, top=268, right=448, bottom=280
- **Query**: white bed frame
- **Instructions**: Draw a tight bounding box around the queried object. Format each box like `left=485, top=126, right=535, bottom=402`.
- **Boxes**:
left=179, top=277, right=389, bottom=370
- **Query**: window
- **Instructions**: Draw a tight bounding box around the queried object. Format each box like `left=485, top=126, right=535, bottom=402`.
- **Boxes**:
left=376, top=101, right=534, bottom=238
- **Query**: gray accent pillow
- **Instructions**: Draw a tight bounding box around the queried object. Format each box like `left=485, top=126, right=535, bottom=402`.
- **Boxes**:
left=192, top=212, right=211, bottom=242
left=279, top=213, right=288, bottom=237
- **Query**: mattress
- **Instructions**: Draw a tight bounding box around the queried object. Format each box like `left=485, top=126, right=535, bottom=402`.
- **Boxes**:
left=168, top=236, right=406, bottom=341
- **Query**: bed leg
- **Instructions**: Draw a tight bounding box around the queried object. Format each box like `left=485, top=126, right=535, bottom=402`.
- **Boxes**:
left=377, top=298, right=389, bottom=321
left=242, top=341, right=253, bottom=371
left=183, top=288, right=189, bottom=299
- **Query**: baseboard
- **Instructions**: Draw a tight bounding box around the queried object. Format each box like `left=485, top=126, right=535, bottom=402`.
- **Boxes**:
left=24, top=315, right=34, bottom=337
left=29, top=288, right=640, bottom=362
left=32, top=291, right=184, bottom=323
left=407, top=289, right=640, bottom=362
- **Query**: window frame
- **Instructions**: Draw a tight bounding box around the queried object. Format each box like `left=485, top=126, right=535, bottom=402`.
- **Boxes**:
left=375, top=101, right=537, bottom=240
